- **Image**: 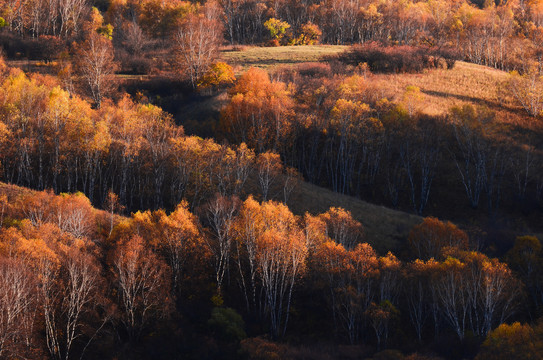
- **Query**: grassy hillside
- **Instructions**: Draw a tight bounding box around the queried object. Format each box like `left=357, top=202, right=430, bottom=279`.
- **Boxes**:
left=183, top=49, right=537, bottom=254
left=288, top=181, right=421, bottom=254
left=375, top=61, right=530, bottom=127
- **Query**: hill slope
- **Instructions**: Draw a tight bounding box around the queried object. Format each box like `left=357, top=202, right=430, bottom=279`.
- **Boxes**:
left=220, top=46, right=529, bottom=127
left=220, top=45, right=349, bottom=72
left=375, top=61, right=529, bottom=126
left=288, top=181, right=421, bottom=254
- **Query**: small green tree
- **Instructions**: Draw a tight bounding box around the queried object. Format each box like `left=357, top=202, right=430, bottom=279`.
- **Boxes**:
left=208, top=307, right=246, bottom=342
left=264, top=18, right=290, bottom=44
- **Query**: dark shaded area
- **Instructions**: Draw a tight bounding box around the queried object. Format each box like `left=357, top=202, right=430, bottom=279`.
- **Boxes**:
left=334, top=42, right=459, bottom=73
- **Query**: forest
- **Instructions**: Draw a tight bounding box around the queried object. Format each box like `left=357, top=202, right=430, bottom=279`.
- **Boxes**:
left=1, top=0, right=543, bottom=359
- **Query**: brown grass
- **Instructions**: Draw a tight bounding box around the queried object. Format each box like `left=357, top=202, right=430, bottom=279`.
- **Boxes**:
left=219, top=45, right=348, bottom=72
left=375, top=61, right=530, bottom=127
left=288, top=181, right=422, bottom=254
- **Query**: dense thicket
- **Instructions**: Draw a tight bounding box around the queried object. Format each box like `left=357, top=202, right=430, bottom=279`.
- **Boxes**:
left=336, top=43, right=459, bottom=73
left=0, top=64, right=303, bottom=212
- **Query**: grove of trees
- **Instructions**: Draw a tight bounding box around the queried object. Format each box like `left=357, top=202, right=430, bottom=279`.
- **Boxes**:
left=0, top=182, right=532, bottom=359
left=1, top=0, right=543, bottom=359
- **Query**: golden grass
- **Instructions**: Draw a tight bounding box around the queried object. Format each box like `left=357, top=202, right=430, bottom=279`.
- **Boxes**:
left=376, top=61, right=529, bottom=127
left=288, top=181, right=422, bottom=254
left=116, top=74, right=152, bottom=80
left=219, top=45, right=348, bottom=72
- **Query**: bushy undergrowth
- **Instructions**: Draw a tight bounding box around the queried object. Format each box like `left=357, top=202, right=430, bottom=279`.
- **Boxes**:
left=336, top=42, right=459, bottom=73
left=0, top=33, right=66, bottom=60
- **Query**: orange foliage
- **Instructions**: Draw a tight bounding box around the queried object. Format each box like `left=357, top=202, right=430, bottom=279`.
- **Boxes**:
left=318, top=207, right=364, bottom=249
left=408, top=217, right=469, bottom=260
left=221, top=67, right=294, bottom=153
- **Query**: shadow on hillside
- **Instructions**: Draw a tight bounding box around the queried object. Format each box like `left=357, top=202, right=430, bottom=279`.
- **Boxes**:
left=422, top=89, right=511, bottom=112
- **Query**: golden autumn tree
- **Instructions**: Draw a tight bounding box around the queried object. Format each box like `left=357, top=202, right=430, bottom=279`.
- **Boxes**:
left=256, top=151, right=283, bottom=201
left=476, top=321, right=543, bottom=360
left=378, top=251, right=401, bottom=304
left=197, top=62, right=236, bottom=91
left=255, top=200, right=307, bottom=338
left=35, top=224, right=101, bottom=360
left=313, top=241, right=379, bottom=343
left=221, top=67, right=294, bottom=153
left=408, top=217, right=469, bottom=260
left=52, top=192, right=95, bottom=239
left=233, top=196, right=262, bottom=313
left=435, top=249, right=521, bottom=339
left=403, top=258, right=440, bottom=341
left=131, top=201, right=202, bottom=294
left=318, top=207, right=364, bottom=250
left=233, top=196, right=308, bottom=338
left=3, top=221, right=106, bottom=360
left=203, top=194, right=240, bottom=294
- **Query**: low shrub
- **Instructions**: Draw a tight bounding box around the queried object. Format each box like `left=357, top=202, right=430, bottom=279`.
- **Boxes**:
left=0, top=33, right=66, bottom=60
left=336, top=42, right=459, bottom=73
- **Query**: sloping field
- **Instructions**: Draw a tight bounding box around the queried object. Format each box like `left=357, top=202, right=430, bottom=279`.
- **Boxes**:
left=373, top=61, right=529, bottom=127
left=288, top=181, right=422, bottom=254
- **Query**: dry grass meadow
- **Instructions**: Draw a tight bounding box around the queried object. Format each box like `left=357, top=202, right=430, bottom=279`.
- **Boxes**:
left=374, top=61, right=530, bottom=127
left=220, top=45, right=349, bottom=72
left=220, top=45, right=530, bottom=126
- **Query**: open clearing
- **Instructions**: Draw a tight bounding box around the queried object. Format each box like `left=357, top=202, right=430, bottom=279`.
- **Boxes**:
left=220, top=45, right=349, bottom=71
